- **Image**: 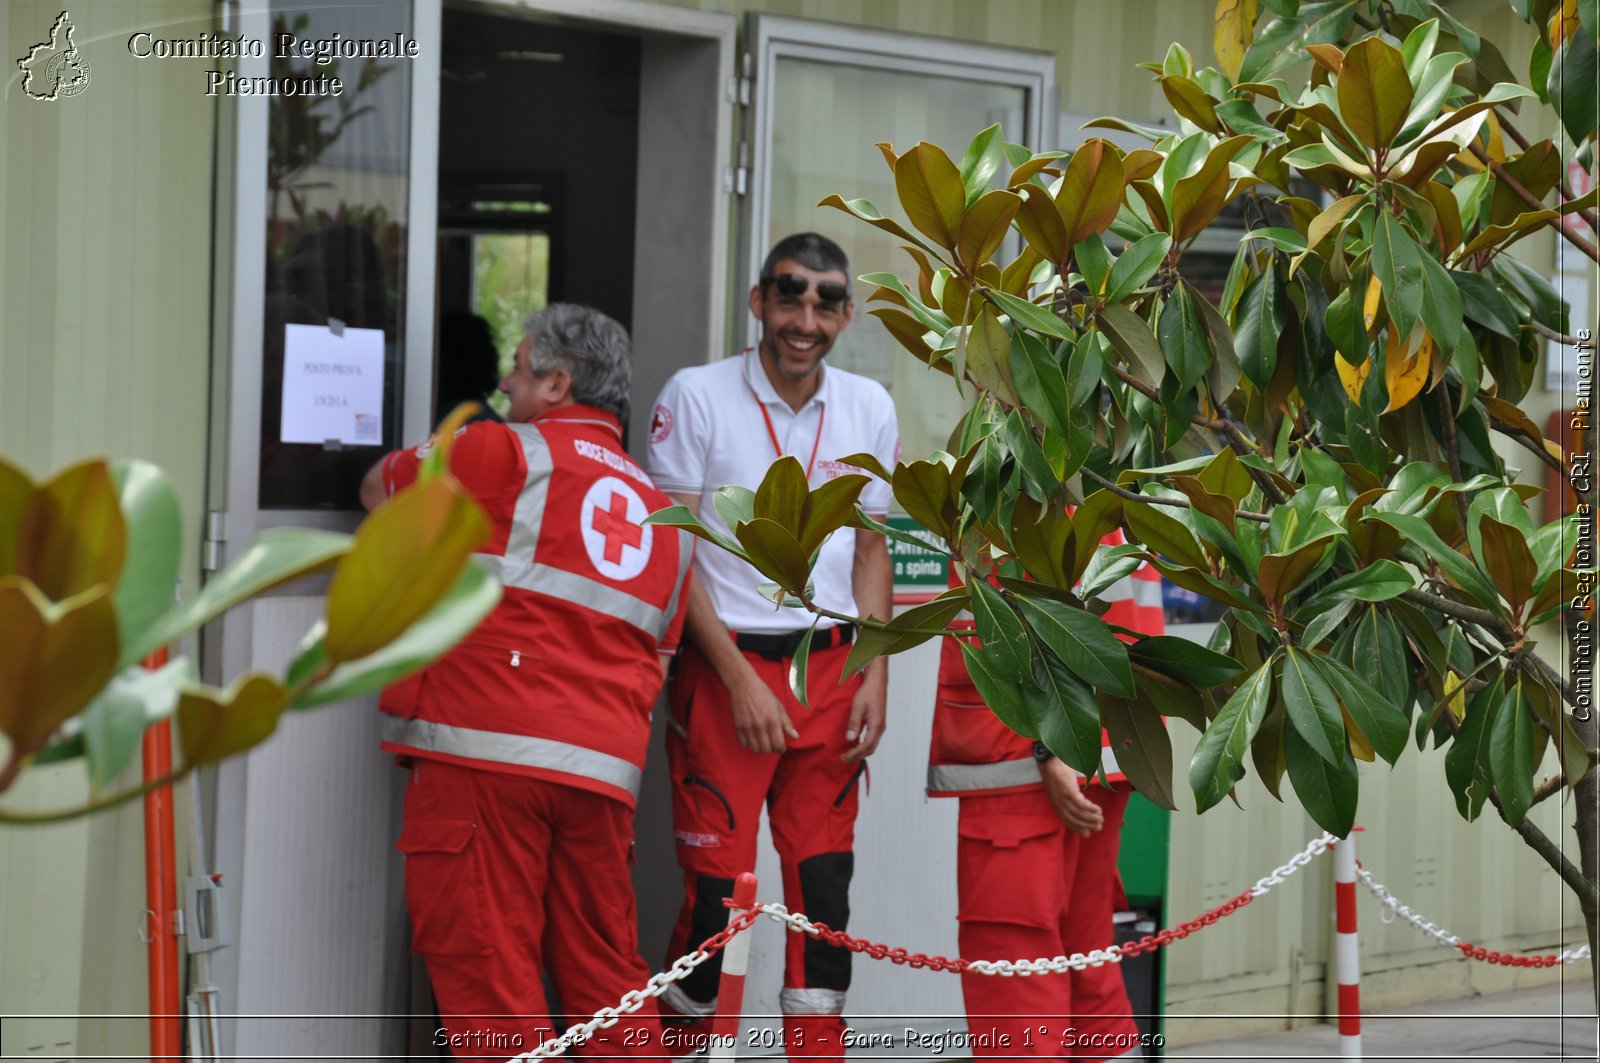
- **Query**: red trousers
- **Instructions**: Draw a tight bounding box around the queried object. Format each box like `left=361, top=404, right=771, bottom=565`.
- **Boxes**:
left=663, top=641, right=864, bottom=1060
left=956, top=784, right=1143, bottom=1062
left=398, top=760, right=662, bottom=1059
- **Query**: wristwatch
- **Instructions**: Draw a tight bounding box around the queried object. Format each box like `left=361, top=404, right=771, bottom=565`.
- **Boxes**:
left=1031, top=740, right=1055, bottom=763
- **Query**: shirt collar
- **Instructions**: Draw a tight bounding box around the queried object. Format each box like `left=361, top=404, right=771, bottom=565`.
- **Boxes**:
left=532, top=402, right=622, bottom=439
left=744, top=347, right=827, bottom=411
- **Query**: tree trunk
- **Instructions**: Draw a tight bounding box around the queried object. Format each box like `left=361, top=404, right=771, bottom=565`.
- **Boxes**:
left=1572, top=701, right=1599, bottom=1004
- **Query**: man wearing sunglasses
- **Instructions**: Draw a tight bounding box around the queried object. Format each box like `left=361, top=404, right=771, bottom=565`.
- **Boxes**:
left=646, top=232, right=899, bottom=1060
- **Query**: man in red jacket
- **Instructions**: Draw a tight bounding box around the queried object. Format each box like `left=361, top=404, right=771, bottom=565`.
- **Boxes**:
left=928, top=547, right=1163, bottom=1062
left=362, top=303, right=693, bottom=1058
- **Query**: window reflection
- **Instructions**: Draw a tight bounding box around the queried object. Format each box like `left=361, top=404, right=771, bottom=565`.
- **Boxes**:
left=259, top=3, right=412, bottom=509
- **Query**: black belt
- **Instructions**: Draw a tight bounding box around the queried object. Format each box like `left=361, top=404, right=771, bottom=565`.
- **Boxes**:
left=734, top=624, right=855, bottom=662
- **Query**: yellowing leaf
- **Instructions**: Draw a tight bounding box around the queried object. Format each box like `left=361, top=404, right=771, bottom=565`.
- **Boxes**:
left=0, top=578, right=119, bottom=752
left=1214, top=0, right=1257, bottom=81
left=1382, top=326, right=1434, bottom=413
left=1342, top=706, right=1377, bottom=761
left=1363, top=275, right=1383, bottom=330
left=177, top=673, right=289, bottom=766
left=1551, top=0, right=1580, bottom=47
left=1336, top=352, right=1371, bottom=401
left=1443, top=670, right=1466, bottom=721
left=325, top=477, right=490, bottom=663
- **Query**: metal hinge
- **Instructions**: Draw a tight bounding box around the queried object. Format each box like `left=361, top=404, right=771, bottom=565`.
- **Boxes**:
left=202, top=510, right=227, bottom=573
left=723, top=140, right=750, bottom=197
left=726, top=51, right=752, bottom=105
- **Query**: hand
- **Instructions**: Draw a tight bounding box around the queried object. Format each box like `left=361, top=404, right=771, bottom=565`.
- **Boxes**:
left=841, top=672, right=886, bottom=763
left=1039, top=758, right=1104, bottom=836
left=728, top=671, right=799, bottom=754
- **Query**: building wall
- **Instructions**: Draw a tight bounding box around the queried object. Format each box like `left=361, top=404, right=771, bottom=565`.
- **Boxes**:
left=0, top=0, right=216, bottom=1057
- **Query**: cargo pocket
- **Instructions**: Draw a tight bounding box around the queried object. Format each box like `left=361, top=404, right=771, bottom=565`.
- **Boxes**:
left=955, top=814, right=1063, bottom=931
left=396, top=816, right=493, bottom=957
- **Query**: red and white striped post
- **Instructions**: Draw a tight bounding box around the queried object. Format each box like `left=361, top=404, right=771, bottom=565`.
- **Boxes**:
left=708, top=873, right=758, bottom=1062
left=1333, top=833, right=1361, bottom=1059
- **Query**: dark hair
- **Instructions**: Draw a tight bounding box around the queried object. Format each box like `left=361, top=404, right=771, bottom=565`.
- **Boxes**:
left=759, top=232, right=851, bottom=295
left=522, top=303, right=632, bottom=424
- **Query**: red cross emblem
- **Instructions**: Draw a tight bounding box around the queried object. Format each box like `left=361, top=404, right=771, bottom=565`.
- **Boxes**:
left=650, top=403, right=673, bottom=444
left=591, top=491, right=644, bottom=564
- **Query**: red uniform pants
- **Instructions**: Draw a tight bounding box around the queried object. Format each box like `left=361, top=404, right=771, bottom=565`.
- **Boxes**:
left=398, top=760, right=662, bottom=1059
left=956, top=784, right=1143, bottom=1061
left=664, top=641, right=865, bottom=1060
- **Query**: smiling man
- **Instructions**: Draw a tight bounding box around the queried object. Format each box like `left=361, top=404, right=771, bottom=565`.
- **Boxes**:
left=646, top=233, right=899, bottom=1059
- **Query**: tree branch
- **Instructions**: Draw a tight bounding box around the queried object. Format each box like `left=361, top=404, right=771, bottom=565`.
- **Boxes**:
left=1081, top=467, right=1272, bottom=524
left=1533, top=772, right=1567, bottom=806
left=1495, top=111, right=1600, bottom=236
left=1491, top=790, right=1599, bottom=908
left=1527, top=319, right=1592, bottom=347
left=1399, top=587, right=1510, bottom=635
left=1469, top=142, right=1600, bottom=263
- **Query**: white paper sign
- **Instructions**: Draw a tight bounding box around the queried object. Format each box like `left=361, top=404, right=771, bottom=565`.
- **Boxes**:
left=280, top=324, right=385, bottom=445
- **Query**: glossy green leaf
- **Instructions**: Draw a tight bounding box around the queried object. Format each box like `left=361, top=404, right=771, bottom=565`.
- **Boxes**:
left=1233, top=268, right=1284, bottom=388
left=988, top=288, right=1074, bottom=340
left=1170, top=136, right=1256, bottom=243
left=290, top=562, right=502, bottom=709
left=818, top=194, right=941, bottom=259
left=1371, top=211, right=1425, bottom=343
left=1011, top=334, right=1075, bottom=441
left=1304, top=559, right=1414, bottom=608
left=642, top=504, right=747, bottom=560
left=80, top=658, right=193, bottom=787
left=1096, top=303, right=1166, bottom=387
left=1549, top=27, right=1599, bottom=147
left=1032, top=648, right=1105, bottom=775
left=1283, top=715, right=1358, bottom=836
left=753, top=456, right=810, bottom=528
left=1015, top=185, right=1070, bottom=264
left=1016, top=595, right=1135, bottom=697
left=797, top=474, right=871, bottom=559
left=1488, top=678, right=1535, bottom=824
left=1101, top=692, right=1176, bottom=809
left=1282, top=647, right=1346, bottom=764
left=970, top=578, right=1032, bottom=679
left=325, top=478, right=490, bottom=664
left=733, top=518, right=812, bottom=596
left=1104, top=234, right=1173, bottom=304
left=788, top=616, right=820, bottom=709
left=964, top=304, right=1019, bottom=404
left=1128, top=635, right=1244, bottom=686
left=110, top=460, right=183, bottom=655
left=1314, top=653, right=1409, bottom=766
left=1452, top=270, right=1520, bottom=339
left=0, top=579, right=120, bottom=752
left=1444, top=678, right=1498, bottom=820
left=958, top=124, right=1007, bottom=207
left=711, top=485, right=757, bottom=533
left=892, top=458, right=960, bottom=538
left=1416, top=252, right=1463, bottom=355
left=1190, top=660, right=1274, bottom=812
left=1367, top=511, right=1499, bottom=607
left=960, top=640, right=1038, bottom=739
left=126, top=529, right=350, bottom=666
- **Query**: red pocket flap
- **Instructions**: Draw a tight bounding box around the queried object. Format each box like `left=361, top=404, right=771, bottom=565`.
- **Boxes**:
left=957, top=813, right=1059, bottom=849
left=396, top=816, right=475, bottom=855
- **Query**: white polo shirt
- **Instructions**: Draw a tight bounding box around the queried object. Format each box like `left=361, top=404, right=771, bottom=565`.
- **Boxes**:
left=647, top=350, right=899, bottom=634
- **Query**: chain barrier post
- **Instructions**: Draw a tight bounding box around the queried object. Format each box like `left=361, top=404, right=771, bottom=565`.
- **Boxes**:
left=708, top=873, right=758, bottom=1062
left=140, top=645, right=182, bottom=1063
left=1333, top=834, right=1361, bottom=1059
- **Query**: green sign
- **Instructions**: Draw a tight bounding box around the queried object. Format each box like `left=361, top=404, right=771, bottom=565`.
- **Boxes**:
left=887, top=515, right=947, bottom=588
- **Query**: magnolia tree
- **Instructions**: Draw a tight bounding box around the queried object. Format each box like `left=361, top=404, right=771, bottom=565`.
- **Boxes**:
left=0, top=407, right=498, bottom=822
left=651, top=0, right=1600, bottom=977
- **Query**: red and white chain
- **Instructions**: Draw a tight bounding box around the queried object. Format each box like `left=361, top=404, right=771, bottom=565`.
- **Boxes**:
left=1249, top=832, right=1338, bottom=896
left=503, top=909, right=760, bottom=1061
left=1354, top=863, right=1592, bottom=967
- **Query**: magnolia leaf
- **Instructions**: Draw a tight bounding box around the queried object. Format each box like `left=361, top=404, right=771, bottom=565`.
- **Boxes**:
left=0, top=579, right=120, bottom=752
left=14, top=459, right=126, bottom=604
left=1339, top=36, right=1415, bottom=149
left=1284, top=716, right=1359, bottom=836
left=956, top=189, right=1023, bottom=269
left=177, top=673, right=289, bottom=766
left=1097, top=303, right=1166, bottom=386
left=1190, top=660, right=1273, bottom=812
left=1214, top=0, right=1259, bottom=80
left=110, top=460, right=183, bottom=654
left=895, top=142, right=967, bottom=249
left=325, top=478, right=490, bottom=664
left=1017, top=595, right=1136, bottom=697
left=1056, top=140, right=1127, bottom=245
left=1101, top=692, right=1177, bottom=810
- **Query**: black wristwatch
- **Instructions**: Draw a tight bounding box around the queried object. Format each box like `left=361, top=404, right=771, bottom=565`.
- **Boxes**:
left=1031, top=740, right=1055, bottom=763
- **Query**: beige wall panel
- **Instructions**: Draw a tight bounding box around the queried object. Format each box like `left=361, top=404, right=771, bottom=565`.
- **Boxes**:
left=1, top=0, right=216, bottom=1052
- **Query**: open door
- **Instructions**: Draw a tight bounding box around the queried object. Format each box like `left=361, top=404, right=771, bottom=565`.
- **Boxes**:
left=204, top=0, right=440, bottom=1056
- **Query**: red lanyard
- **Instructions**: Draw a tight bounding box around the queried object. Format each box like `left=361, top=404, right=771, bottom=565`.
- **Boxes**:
left=747, top=352, right=825, bottom=478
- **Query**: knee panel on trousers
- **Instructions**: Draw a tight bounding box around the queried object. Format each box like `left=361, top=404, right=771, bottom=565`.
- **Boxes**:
left=797, top=852, right=853, bottom=992
left=678, top=873, right=735, bottom=1004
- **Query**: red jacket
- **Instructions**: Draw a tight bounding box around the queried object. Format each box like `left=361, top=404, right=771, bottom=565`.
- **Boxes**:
left=378, top=406, right=693, bottom=807
left=927, top=533, right=1164, bottom=797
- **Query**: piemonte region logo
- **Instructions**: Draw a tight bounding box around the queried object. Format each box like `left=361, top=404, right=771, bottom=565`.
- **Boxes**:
left=18, top=11, right=91, bottom=101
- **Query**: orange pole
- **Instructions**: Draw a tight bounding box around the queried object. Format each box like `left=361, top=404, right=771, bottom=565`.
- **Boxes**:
left=141, top=647, right=182, bottom=1062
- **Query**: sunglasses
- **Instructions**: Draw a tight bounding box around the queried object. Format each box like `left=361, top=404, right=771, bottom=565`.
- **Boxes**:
left=765, top=272, right=849, bottom=305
